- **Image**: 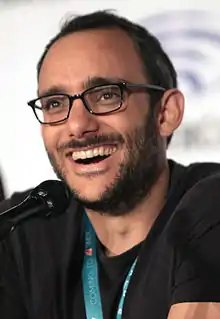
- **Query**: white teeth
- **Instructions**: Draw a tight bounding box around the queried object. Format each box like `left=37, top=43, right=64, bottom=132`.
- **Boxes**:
left=85, top=150, right=93, bottom=158
left=99, top=147, right=104, bottom=156
left=93, top=148, right=99, bottom=156
left=81, top=151, right=87, bottom=159
left=72, top=146, right=117, bottom=161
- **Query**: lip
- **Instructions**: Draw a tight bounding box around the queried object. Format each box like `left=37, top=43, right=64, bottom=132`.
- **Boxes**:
left=66, top=151, right=116, bottom=176
left=65, top=143, right=118, bottom=157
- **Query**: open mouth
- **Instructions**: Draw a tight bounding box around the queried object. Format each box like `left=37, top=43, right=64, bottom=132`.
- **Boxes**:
left=71, top=146, right=117, bottom=165
left=75, top=154, right=110, bottom=165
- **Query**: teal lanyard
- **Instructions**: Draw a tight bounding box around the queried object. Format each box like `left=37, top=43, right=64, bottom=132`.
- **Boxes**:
left=82, top=213, right=138, bottom=319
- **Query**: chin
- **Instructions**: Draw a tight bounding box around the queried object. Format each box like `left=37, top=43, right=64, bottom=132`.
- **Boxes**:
left=74, top=191, right=104, bottom=207
left=68, top=181, right=106, bottom=203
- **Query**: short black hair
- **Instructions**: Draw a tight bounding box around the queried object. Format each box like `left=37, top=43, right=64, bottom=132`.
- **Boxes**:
left=37, top=10, right=178, bottom=145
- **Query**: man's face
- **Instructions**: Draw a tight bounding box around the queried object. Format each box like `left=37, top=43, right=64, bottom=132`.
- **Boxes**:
left=38, top=28, right=165, bottom=215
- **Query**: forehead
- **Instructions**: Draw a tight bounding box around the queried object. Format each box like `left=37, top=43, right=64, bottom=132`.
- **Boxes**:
left=38, top=28, right=147, bottom=93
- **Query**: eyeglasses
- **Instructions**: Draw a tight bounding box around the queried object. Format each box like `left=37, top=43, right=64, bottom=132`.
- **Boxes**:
left=27, top=82, right=166, bottom=124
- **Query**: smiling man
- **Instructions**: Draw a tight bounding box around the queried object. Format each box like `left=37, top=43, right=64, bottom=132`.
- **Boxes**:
left=1, top=10, right=220, bottom=319
left=37, top=27, right=170, bottom=216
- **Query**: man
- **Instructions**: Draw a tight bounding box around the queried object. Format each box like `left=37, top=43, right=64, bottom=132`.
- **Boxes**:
left=0, top=10, right=220, bottom=319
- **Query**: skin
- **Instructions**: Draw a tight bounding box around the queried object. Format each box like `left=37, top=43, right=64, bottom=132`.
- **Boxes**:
left=168, top=302, right=220, bottom=319
left=39, top=28, right=164, bottom=201
left=36, top=27, right=220, bottom=318
left=38, top=27, right=184, bottom=254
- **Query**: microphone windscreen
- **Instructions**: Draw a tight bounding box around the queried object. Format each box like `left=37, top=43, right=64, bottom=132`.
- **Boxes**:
left=29, top=180, right=71, bottom=217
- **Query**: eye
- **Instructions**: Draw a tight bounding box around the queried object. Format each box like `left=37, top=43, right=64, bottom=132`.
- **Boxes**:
left=100, top=92, right=117, bottom=100
left=88, top=86, right=121, bottom=105
left=40, top=95, right=67, bottom=112
left=43, top=99, right=61, bottom=111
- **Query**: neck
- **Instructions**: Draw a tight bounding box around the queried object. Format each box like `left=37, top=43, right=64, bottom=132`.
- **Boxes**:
left=85, top=164, right=169, bottom=256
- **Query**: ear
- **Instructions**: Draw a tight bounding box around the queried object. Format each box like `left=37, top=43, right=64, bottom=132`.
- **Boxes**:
left=157, top=89, right=184, bottom=138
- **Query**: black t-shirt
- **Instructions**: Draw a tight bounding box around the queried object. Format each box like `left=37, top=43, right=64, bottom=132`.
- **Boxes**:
left=1, top=160, right=220, bottom=319
left=95, top=241, right=141, bottom=318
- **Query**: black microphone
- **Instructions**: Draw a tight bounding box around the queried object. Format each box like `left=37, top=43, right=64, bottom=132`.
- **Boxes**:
left=0, top=180, right=71, bottom=240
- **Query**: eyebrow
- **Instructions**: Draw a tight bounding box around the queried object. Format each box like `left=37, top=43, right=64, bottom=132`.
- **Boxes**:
left=84, top=76, right=126, bottom=89
left=38, top=76, right=126, bottom=97
left=37, top=86, right=67, bottom=97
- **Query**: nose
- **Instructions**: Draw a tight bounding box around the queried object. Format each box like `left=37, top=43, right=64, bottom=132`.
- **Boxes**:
left=65, top=96, right=99, bottom=138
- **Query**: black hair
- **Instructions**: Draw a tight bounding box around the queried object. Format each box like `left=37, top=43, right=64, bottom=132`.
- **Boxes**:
left=37, top=10, right=178, bottom=145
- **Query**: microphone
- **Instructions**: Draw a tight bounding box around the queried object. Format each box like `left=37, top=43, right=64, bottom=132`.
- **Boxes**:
left=0, top=180, right=71, bottom=240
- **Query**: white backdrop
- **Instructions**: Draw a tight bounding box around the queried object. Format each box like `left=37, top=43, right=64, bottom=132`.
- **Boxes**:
left=1, top=0, right=220, bottom=196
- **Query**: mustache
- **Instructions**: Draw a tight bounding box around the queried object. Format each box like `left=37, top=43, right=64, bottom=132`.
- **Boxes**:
left=57, top=134, right=125, bottom=151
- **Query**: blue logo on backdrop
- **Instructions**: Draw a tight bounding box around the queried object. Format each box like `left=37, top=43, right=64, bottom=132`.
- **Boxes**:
left=141, top=10, right=220, bottom=96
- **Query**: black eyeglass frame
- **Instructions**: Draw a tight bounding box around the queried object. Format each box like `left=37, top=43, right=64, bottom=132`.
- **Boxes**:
left=27, top=82, right=166, bottom=124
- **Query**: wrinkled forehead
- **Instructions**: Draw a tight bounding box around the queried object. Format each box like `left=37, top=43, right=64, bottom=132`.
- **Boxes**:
left=38, top=28, right=148, bottom=94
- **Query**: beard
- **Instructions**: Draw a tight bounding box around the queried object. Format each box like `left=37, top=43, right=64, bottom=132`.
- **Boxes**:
left=46, top=110, right=165, bottom=216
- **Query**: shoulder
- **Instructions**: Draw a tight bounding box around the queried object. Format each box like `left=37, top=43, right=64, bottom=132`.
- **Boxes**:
left=185, top=161, right=220, bottom=183
left=168, top=172, right=220, bottom=270
left=173, top=160, right=220, bottom=187
left=168, top=160, right=220, bottom=200
left=167, top=173, right=220, bottom=306
left=169, top=172, right=220, bottom=239
left=177, top=171, right=220, bottom=213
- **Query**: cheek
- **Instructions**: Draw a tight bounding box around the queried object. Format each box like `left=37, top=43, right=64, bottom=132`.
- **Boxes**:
left=119, top=94, right=150, bottom=129
left=106, top=98, right=148, bottom=134
left=41, top=127, right=50, bottom=148
left=129, top=93, right=149, bottom=116
left=41, top=126, right=58, bottom=152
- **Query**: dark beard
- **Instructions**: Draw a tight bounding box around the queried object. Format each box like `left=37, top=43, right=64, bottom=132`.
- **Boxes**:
left=46, top=111, right=164, bottom=216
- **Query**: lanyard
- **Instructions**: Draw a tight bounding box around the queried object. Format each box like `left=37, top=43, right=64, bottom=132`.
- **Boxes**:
left=82, top=213, right=138, bottom=319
